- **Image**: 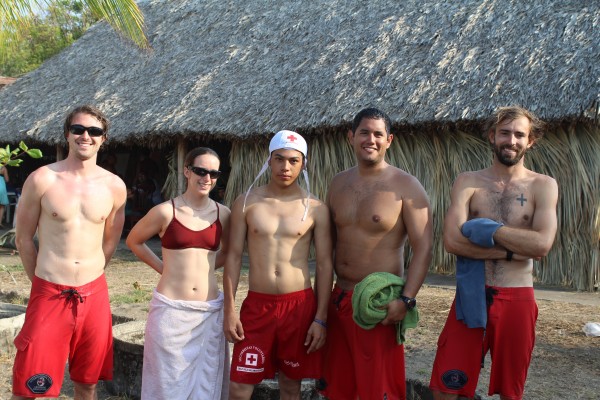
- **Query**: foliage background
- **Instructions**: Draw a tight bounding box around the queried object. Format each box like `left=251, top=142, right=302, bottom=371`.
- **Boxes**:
left=0, top=1, right=98, bottom=76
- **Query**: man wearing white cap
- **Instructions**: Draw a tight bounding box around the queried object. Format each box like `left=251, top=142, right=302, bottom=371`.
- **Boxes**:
left=321, top=108, right=433, bottom=400
left=224, top=130, right=333, bottom=400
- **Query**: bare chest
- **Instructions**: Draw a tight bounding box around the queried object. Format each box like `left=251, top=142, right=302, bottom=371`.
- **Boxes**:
left=41, top=180, right=113, bottom=223
left=470, top=183, right=535, bottom=228
left=332, top=182, right=402, bottom=233
left=247, top=201, right=313, bottom=239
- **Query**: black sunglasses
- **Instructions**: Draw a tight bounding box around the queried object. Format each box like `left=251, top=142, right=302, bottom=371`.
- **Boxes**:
left=187, top=165, right=222, bottom=179
left=69, top=124, right=105, bottom=137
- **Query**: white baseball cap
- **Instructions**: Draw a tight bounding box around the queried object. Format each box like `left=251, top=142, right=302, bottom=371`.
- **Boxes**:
left=243, top=130, right=311, bottom=221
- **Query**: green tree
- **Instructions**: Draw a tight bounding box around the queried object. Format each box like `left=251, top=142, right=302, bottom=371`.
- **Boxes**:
left=0, top=0, right=148, bottom=61
left=1, top=1, right=98, bottom=75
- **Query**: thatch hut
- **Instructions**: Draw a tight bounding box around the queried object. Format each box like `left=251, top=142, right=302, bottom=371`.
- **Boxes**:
left=0, top=0, right=598, bottom=290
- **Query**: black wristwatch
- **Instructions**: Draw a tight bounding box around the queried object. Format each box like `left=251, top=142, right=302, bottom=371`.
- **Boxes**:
left=506, top=250, right=514, bottom=261
left=399, top=295, right=417, bottom=310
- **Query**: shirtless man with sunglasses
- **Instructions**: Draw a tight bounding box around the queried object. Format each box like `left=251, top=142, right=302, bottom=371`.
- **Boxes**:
left=11, top=105, right=126, bottom=400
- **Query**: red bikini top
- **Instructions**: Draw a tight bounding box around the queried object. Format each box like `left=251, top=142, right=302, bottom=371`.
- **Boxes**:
left=160, top=199, right=221, bottom=251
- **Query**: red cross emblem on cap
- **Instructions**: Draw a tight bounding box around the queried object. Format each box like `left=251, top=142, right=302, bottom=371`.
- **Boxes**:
left=287, top=134, right=297, bottom=142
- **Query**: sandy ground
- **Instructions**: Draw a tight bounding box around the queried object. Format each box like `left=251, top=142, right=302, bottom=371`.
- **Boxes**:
left=1, top=240, right=599, bottom=399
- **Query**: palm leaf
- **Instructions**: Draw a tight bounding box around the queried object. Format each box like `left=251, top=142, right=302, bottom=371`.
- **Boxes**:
left=0, top=0, right=148, bottom=51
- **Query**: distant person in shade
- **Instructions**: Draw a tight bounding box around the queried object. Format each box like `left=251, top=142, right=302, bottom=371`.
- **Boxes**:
left=0, top=164, right=9, bottom=227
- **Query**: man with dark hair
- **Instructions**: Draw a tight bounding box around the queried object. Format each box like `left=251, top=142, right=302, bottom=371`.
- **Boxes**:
left=321, top=107, right=433, bottom=399
left=224, top=130, right=333, bottom=400
left=63, top=104, right=110, bottom=140
left=429, top=106, right=558, bottom=400
left=12, top=105, right=126, bottom=399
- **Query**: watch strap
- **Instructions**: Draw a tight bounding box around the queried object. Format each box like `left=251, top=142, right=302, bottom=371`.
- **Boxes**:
left=506, top=250, right=514, bottom=261
left=399, top=295, right=416, bottom=309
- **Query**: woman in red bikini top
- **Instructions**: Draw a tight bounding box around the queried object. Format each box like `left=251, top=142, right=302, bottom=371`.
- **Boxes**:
left=126, top=147, right=231, bottom=302
left=126, top=147, right=232, bottom=399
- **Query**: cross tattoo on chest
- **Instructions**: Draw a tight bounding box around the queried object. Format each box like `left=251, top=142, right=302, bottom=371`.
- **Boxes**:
left=516, top=193, right=527, bottom=206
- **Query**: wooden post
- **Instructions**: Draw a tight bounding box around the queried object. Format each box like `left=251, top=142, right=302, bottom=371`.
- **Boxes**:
left=55, top=145, right=64, bottom=161
left=177, top=139, right=186, bottom=196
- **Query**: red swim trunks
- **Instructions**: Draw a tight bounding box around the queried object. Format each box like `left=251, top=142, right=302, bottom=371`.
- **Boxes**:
left=429, top=286, right=537, bottom=400
left=320, top=285, right=406, bottom=400
left=12, top=274, right=113, bottom=398
left=230, top=288, right=322, bottom=384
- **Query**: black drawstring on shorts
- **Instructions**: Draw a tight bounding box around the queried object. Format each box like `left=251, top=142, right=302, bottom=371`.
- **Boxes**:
left=61, top=288, right=84, bottom=303
left=333, top=290, right=346, bottom=310
left=481, top=287, right=499, bottom=368
left=485, top=287, right=499, bottom=306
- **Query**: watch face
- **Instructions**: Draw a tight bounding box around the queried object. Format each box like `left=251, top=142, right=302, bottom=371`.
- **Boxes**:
left=401, top=296, right=416, bottom=309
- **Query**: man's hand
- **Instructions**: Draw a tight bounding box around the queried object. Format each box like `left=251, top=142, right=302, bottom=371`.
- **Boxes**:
left=381, top=299, right=407, bottom=326
left=304, top=321, right=326, bottom=353
left=224, top=311, right=245, bottom=343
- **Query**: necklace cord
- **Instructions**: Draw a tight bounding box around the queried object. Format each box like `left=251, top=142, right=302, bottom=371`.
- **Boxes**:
left=180, top=195, right=211, bottom=212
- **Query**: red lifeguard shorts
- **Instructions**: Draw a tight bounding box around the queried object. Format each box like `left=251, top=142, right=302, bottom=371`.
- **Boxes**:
left=429, top=286, right=537, bottom=400
left=12, top=274, right=113, bottom=398
left=320, top=285, right=406, bottom=400
left=230, top=288, right=322, bottom=384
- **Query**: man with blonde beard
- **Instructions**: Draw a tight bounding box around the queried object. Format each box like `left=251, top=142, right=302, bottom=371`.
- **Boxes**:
left=430, top=106, right=558, bottom=400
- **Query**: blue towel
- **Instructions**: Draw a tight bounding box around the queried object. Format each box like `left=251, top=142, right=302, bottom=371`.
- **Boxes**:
left=455, top=218, right=503, bottom=328
left=461, top=218, right=504, bottom=248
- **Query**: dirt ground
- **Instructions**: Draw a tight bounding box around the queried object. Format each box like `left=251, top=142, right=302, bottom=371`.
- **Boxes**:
left=1, top=240, right=599, bottom=400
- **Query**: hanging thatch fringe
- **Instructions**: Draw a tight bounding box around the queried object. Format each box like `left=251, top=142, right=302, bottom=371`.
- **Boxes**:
left=161, top=151, right=178, bottom=200
left=527, top=123, right=600, bottom=291
left=227, top=123, right=600, bottom=291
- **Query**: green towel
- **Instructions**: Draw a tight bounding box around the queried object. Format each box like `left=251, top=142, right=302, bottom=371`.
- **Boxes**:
left=352, top=272, right=419, bottom=344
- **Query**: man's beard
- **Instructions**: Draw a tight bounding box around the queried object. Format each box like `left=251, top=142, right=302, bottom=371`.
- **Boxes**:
left=493, top=144, right=526, bottom=166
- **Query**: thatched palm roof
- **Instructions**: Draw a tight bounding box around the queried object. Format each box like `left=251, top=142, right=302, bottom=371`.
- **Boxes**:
left=0, top=0, right=598, bottom=144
